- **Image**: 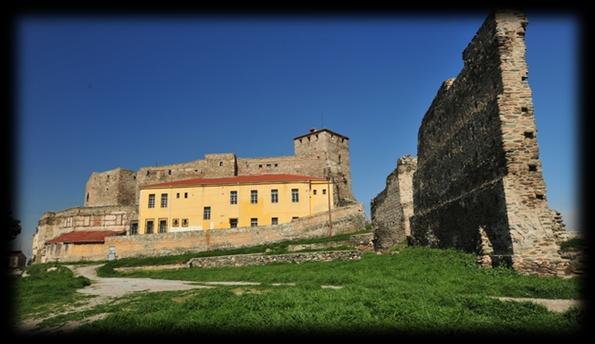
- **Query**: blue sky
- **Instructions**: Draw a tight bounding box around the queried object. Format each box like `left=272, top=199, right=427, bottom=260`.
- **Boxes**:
left=15, top=12, right=578, bottom=257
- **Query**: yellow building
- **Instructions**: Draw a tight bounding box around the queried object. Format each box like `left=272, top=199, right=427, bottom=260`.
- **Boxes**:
left=137, top=174, right=334, bottom=234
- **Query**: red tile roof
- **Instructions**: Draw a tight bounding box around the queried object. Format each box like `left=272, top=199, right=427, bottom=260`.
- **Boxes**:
left=46, top=230, right=126, bottom=245
left=142, top=174, right=328, bottom=189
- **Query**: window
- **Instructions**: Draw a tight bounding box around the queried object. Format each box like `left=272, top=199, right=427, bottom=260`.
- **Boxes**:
left=322, top=189, right=326, bottom=195
left=271, top=217, right=278, bottom=225
left=274, top=163, right=278, bottom=167
left=181, top=218, right=189, bottom=227
left=148, top=194, right=155, bottom=208
left=266, top=163, right=271, bottom=167
left=86, top=193, right=89, bottom=202
left=251, top=190, right=258, bottom=204
left=219, top=161, right=223, bottom=166
left=258, top=164, right=263, bottom=168
left=230, top=191, right=238, bottom=204
left=251, top=218, right=258, bottom=227
left=313, top=189, right=317, bottom=195
left=271, top=189, right=278, bottom=203
left=146, top=220, right=154, bottom=234
left=161, top=193, right=168, bottom=208
left=203, top=206, right=211, bottom=220
left=184, top=192, right=188, bottom=198
left=173, top=218, right=180, bottom=227
left=291, top=189, right=299, bottom=203
left=229, top=218, right=238, bottom=228
left=159, top=219, right=167, bottom=233
left=292, top=216, right=299, bottom=221
left=130, top=222, right=138, bottom=235
left=176, top=193, right=180, bottom=199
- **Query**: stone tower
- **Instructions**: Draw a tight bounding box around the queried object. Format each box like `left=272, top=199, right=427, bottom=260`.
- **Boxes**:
left=293, top=128, right=355, bottom=206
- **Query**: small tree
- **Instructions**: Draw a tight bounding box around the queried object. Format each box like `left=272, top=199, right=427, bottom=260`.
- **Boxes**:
left=8, top=211, right=21, bottom=241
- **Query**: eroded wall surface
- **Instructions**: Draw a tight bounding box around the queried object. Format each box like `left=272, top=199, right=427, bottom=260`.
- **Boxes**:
left=410, top=10, right=569, bottom=275
left=371, top=155, right=417, bottom=250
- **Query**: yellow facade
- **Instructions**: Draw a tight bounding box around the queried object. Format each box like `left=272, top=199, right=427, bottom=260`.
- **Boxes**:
left=138, top=177, right=334, bottom=234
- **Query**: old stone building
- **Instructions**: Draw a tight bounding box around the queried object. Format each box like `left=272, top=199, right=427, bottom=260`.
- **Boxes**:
left=409, top=10, right=570, bottom=275
left=371, top=155, right=417, bottom=250
left=32, top=128, right=362, bottom=263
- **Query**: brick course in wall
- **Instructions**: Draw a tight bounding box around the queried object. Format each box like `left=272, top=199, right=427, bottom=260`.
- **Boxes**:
left=410, top=10, right=570, bottom=276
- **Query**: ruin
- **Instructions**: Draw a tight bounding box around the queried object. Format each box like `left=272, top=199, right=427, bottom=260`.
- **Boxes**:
left=409, top=10, right=570, bottom=275
left=371, top=155, right=417, bottom=250
left=32, top=128, right=361, bottom=263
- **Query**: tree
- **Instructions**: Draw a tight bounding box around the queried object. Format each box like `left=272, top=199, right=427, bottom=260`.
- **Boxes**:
left=8, top=211, right=21, bottom=241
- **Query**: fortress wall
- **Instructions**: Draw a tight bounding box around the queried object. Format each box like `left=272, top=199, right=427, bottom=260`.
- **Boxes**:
left=410, top=10, right=569, bottom=275
left=41, top=204, right=366, bottom=262
left=371, top=155, right=417, bottom=250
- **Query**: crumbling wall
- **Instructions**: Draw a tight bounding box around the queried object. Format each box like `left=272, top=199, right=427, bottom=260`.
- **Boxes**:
left=371, top=155, right=417, bottom=250
left=410, top=10, right=569, bottom=276
left=32, top=205, right=137, bottom=263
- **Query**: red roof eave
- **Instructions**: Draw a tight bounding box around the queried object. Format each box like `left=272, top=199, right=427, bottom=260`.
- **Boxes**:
left=46, top=230, right=126, bottom=245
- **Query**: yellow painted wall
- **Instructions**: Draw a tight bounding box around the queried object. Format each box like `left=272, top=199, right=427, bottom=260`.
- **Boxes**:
left=138, top=180, right=333, bottom=234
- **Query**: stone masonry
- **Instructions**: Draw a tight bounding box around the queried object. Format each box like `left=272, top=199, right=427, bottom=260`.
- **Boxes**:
left=371, top=155, right=417, bottom=251
left=410, top=10, right=570, bottom=276
left=33, top=128, right=357, bottom=263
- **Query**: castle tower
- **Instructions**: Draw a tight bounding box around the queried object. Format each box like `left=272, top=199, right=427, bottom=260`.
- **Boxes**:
left=293, top=128, right=355, bottom=206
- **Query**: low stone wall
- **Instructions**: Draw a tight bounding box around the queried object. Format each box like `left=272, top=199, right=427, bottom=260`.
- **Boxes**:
left=187, top=250, right=362, bottom=268
left=286, top=241, right=351, bottom=252
left=42, top=204, right=366, bottom=262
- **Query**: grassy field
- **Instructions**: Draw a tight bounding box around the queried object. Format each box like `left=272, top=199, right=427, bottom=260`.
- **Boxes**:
left=13, top=263, right=91, bottom=322
left=16, top=245, right=584, bottom=335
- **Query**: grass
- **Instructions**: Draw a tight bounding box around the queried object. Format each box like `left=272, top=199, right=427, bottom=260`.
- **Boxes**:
left=17, top=246, right=584, bottom=334
left=13, top=262, right=91, bottom=321
left=97, top=230, right=368, bottom=277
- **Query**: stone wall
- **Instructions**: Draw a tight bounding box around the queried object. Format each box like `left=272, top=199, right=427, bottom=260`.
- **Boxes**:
left=187, top=250, right=361, bottom=268
left=41, top=203, right=365, bottom=262
left=410, top=10, right=570, bottom=276
left=371, top=155, right=417, bottom=250
left=32, top=205, right=137, bottom=263
left=84, top=168, right=137, bottom=207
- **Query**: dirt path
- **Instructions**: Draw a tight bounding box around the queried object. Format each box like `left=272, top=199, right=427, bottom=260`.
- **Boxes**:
left=71, top=264, right=215, bottom=299
left=491, top=296, right=581, bottom=313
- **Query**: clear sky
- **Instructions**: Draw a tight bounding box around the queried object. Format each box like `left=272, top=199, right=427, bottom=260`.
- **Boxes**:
left=15, top=12, right=578, bottom=257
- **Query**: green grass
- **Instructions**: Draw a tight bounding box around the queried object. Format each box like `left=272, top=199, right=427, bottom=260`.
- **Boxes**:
left=97, top=230, right=369, bottom=277
left=84, top=247, right=582, bottom=334
left=13, top=263, right=91, bottom=321
left=560, top=237, right=585, bottom=252
left=18, top=246, right=584, bottom=334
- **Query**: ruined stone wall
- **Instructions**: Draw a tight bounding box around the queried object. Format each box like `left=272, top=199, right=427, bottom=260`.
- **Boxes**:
left=410, top=10, right=569, bottom=276
left=41, top=204, right=366, bottom=262
left=84, top=168, right=137, bottom=207
left=371, top=155, right=417, bottom=250
left=32, top=205, right=137, bottom=263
